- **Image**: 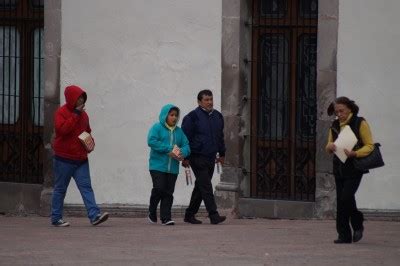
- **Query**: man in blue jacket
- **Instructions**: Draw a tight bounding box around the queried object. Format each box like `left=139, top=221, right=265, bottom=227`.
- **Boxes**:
left=182, top=90, right=226, bottom=224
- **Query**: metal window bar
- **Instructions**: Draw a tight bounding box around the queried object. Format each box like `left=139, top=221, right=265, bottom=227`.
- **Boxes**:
left=0, top=0, right=43, bottom=183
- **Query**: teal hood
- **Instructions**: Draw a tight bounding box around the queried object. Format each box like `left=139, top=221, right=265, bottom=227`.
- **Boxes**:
left=159, top=104, right=180, bottom=128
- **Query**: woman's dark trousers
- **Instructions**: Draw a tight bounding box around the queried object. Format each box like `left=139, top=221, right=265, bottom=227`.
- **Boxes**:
left=335, top=175, right=364, bottom=241
left=149, top=170, right=178, bottom=222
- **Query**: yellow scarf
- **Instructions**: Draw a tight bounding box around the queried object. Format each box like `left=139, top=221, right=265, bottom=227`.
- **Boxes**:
left=340, top=113, right=353, bottom=127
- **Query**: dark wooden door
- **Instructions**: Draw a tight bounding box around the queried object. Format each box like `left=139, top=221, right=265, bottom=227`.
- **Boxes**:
left=250, top=0, right=318, bottom=201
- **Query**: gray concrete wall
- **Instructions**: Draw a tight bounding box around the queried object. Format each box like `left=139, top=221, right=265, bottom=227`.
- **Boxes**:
left=238, top=198, right=315, bottom=219
left=0, top=183, right=42, bottom=214
left=338, top=0, right=400, bottom=210
left=40, top=0, right=62, bottom=216
left=314, top=0, right=339, bottom=218
left=216, top=0, right=251, bottom=216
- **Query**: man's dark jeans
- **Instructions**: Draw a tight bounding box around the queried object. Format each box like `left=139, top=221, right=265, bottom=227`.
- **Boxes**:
left=185, top=154, right=218, bottom=217
left=149, top=170, right=178, bottom=222
left=335, top=175, right=364, bottom=241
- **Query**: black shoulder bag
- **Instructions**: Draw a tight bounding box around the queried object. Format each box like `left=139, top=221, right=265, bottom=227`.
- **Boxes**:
left=353, top=143, right=385, bottom=171
left=347, top=116, right=385, bottom=172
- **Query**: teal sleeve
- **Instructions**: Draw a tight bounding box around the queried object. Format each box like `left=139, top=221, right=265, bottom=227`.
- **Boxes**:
left=147, top=125, right=173, bottom=154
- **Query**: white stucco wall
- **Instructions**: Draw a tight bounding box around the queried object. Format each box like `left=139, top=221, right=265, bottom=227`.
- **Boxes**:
left=338, top=0, right=400, bottom=209
left=60, top=0, right=222, bottom=205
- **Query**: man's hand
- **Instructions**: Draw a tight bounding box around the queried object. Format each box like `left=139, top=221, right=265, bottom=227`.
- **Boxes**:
left=182, top=159, right=190, bottom=168
left=216, top=156, right=225, bottom=165
left=344, top=149, right=357, bottom=158
left=87, top=143, right=95, bottom=153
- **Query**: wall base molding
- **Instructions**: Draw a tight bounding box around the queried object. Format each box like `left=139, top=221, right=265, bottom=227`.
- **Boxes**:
left=361, top=209, right=400, bottom=221
left=64, top=204, right=208, bottom=218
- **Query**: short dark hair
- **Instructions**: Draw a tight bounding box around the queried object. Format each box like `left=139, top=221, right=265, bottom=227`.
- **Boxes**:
left=197, top=89, right=213, bottom=101
left=327, top=96, right=359, bottom=116
left=169, top=106, right=180, bottom=115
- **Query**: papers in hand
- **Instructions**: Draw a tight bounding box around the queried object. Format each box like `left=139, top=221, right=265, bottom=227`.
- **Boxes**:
left=172, top=145, right=180, bottom=157
left=78, top=131, right=95, bottom=152
left=333, top=125, right=357, bottom=163
left=171, top=145, right=183, bottom=161
left=184, top=167, right=192, bottom=186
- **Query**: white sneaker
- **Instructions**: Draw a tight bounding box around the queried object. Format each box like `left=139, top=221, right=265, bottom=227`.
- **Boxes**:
left=148, top=213, right=157, bottom=224
left=162, top=219, right=175, bottom=226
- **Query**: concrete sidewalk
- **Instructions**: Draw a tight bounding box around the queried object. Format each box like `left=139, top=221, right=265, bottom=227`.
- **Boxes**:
left=0, top=216, right=399, bottom=265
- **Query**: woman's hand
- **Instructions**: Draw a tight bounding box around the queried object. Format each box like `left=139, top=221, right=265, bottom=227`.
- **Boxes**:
left=326, top=143, right=336, bottom=153
left=174, top=153, right=184, bottom=161
left=344, top=149, right=357, bottom=158
left=169, top=147, right=184, bottom=161
left=75, top=103, right=85, bottom=112
left=168, top=151, right=179, bottom=159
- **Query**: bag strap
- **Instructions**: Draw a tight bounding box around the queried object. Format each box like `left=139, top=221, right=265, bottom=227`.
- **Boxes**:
left=331, top=116, right=364, bottom=144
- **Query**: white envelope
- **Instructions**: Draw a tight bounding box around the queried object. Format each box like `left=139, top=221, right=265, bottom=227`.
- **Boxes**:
left=333, top=125, right=358, bottom=163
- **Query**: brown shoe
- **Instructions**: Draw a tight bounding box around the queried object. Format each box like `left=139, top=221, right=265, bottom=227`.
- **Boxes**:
left=209, top=214, right=226, bottom=225
left=353, top=228, right=364, bottom=243
left=333, top=238, right=351, bottom=244
left=184, top=216, right=202, bottom=224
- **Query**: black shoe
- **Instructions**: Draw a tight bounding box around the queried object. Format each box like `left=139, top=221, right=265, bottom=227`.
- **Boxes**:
left=91, top=212, right=109, bottom=226
left=148, top=213, right=157, bottom=224
left=184, top=216, right=202, bottom=224
left=209, top=214, right=226, bottom=225
left=353, top=228, right=364, bottom=243
left=52, top=219, right=70, bottom=227
left=333, top=238, right=352, bottom=244
left=162, top=219, right=175, bottom=226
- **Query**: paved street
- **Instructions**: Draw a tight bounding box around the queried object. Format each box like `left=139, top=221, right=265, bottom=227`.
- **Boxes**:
left=0, top=216, right=399, bottom=265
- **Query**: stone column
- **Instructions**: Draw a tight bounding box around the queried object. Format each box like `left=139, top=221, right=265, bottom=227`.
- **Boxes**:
left=315, top=0, right=339, bottom=219
left=40, top=0, right=62, bottom=216
left=215, top=0, right=251, bottom=216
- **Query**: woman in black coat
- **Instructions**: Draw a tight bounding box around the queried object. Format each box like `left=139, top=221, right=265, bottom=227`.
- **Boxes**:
left=326, top=97, right=374, bottom=244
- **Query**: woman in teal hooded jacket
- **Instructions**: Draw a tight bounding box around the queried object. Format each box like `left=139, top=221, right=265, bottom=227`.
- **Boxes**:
left=147, top=104, right=190, bottom=225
